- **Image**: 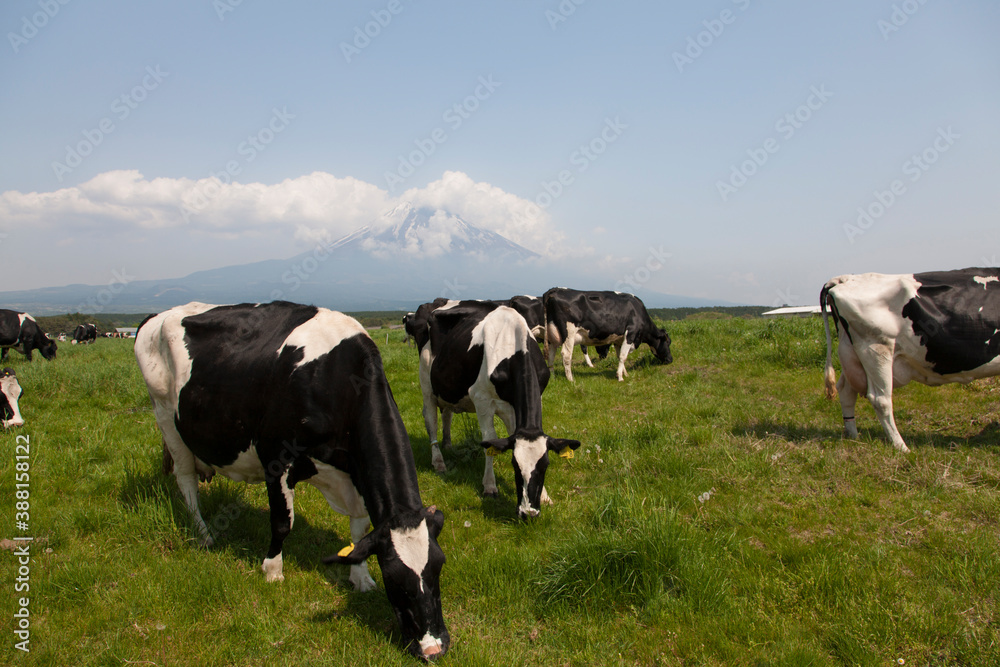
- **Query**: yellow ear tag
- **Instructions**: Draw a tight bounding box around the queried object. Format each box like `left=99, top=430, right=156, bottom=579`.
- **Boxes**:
left=337, top=543, right=355, bottom=557
left=485, top=446, right=501, bottom=457
left=559, top=446, right=574, bottom=459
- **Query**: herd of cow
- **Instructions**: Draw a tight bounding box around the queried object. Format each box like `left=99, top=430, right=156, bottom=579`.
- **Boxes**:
left=2, top=267, right=998, bottom=660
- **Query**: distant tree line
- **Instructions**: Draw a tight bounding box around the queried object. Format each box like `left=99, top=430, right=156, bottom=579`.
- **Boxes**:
left=34, top=313, right=152, bottom=336
left=648, top=306, right=769, bottom=321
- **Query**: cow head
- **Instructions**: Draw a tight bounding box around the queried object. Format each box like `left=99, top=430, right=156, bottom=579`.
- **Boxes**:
left=647, top=328, right=672, bottom=365
left=324, top=506, right=449, bottom=661
left=0, top=368, right=24, bottom=428
left=481, top=432, right=581, bottom=519
left=39, top=338, right=57, bottom=360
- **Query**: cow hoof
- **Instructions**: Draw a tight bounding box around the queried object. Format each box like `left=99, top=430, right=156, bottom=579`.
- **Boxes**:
left=432, top=459, right=447, bottom=473
left=262, top=555, right=284, bottom=582
left=482, top=489, right=499, bottom=498
left=197, top=534, right=215, bottom=549
left=350, top=571, right=377, bottom=592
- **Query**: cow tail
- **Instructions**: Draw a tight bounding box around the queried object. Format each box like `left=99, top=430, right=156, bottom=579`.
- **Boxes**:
left=821, top=284, right=837, bottom=399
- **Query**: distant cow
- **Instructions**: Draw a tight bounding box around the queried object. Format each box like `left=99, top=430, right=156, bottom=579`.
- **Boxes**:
left=421, top=300, right=580, bottom=518
left=73, top=323, right=98, bottom=344
left=0, top=368, right=24, bottom=428
left=135, top=301, right=449, bottom=660
left=0, top=310, right=57, bottom=361
left=822, top=268, right=1000, bottom=453
left=401, top=313, right=415, bottom=345
left=543, top=288, right=672, bottom=381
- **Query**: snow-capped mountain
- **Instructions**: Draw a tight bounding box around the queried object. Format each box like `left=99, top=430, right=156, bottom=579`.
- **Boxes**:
left=0, top=203, right=734, bottom=313
left=328, top=203, right=540, bottom=262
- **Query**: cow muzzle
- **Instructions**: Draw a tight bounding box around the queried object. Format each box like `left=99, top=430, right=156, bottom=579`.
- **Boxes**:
left=517, top=505, right=540, bottom=520
left=419, top=636, right=446, bottom=661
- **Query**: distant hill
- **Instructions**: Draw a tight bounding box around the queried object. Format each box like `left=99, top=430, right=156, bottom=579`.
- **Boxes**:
left=0, top=203, right=741, bottom=315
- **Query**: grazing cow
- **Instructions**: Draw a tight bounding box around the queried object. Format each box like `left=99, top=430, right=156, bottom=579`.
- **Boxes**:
left=0, top=368, right=24, bottom=428
left=73, top=323, right=98, bottom=344
left=401, top=313, right=415, bottom=345
left=0, top=310, right=57, bottom=361
left=822, top=268, right=1000, bottom=453
left=421, top=300, right=580, bottom=518
left=543, top=288, right=672, bottom=381
left=135, top=301, right=449, bottom=660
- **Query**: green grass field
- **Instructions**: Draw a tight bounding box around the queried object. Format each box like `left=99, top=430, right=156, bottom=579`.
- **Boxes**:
left=1, top=316, right=998, bottom=665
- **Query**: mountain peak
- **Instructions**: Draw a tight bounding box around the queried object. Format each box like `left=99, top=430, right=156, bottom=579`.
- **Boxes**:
left=330, top=204, right=540, bottom=262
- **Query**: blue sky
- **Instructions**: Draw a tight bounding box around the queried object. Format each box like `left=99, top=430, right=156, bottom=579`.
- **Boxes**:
left=1, top=0, right=997, bottom=305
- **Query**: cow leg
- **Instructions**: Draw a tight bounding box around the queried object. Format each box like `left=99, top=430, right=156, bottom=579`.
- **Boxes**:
left=305, top=462, right=375, bottom=591
left=561, top=324, right=578, bottom=382
left=348, top=516, right=376, bottom=591
left=423, top=403, right=448, bottom=473
left=441, top=409, right=453, bottom=449
left=836, top=374, right=860, bottom=439
left=854, top=343, right=909, bottom=453
left=582, top=345, right=595, bottom=368
left=616, top=337, right=634, bottom=381
left=262, top=468, right=295, bottom=583
left=545, top=322, right=560, bottom=368
left=419, top=347, right=447, bottom=472
left=836, top=330, right=867, bottom=440
left=160, top=429, right=214, bottom=547
left=477, top=410, right=500, bottom=497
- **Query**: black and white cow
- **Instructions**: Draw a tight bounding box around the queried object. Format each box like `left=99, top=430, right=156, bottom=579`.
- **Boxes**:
left=543, top=288, right=672, bottom=381
left=135, top=301, right=449, bottom=660
left=401, top=313, right=416, bottom=345
left=420, top=300, right=580, bottom=518
left=0, top=310, right=57, bottom=361
left=0, top=368, right=24, bottom=428
left=822, top=268, right=1000, bottom=453
left=73, top=323, right=98, bottom=344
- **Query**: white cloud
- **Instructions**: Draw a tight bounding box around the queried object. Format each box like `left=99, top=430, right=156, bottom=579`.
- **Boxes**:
left=400, top=171, right=568, bottom=256
left=0, top=169, right=573, bottom=256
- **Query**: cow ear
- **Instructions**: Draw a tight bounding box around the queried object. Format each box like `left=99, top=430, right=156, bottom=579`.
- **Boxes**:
left=481, top=436, right=514, bottom=455
left=322, top=528, right=380, bottom=566
left=547, top=437, right=582, bottom=459
left=425, top=506, right=444, bottom=539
